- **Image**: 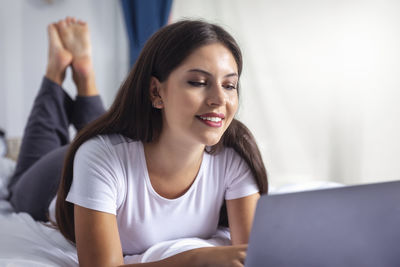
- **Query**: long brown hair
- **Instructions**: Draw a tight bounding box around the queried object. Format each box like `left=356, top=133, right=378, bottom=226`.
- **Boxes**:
left=55, top=19, right=268, bottom=243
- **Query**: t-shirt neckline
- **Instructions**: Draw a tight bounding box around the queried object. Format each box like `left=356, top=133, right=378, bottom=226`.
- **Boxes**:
left=139, top=141, right=206, bottom=202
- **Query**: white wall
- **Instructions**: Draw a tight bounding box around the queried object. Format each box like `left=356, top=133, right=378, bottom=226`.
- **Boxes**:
left=171, top=0, right=400, bottom=187
left=0, top=0, right=129, bottom=137
left=1, top=0, right=399, bottom=188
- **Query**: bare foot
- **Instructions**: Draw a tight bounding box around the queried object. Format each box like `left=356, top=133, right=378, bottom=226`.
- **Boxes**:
left=45, top=23, right=73, bottom=85
left=56, top=17, right=98, bottom=96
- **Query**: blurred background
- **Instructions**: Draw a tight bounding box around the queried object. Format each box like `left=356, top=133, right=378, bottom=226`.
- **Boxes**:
left=0, top=0, right=399, bottom=189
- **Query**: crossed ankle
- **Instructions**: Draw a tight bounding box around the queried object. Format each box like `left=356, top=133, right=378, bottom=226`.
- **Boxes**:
left=74, top=75, right=98, bottom=96
left=72, top=57, right=94, bottom=77
left=45, top=70, right=65, bottom=86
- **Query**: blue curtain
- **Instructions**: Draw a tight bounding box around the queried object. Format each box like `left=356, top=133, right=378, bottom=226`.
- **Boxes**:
left=121, top=0, right=173, bottom=67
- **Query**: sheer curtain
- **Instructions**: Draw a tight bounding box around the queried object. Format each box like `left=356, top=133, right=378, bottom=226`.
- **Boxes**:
left=171, top=0, right=400, bottom=188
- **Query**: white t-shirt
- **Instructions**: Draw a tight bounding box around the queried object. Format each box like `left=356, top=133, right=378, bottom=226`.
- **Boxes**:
left=66, top=134, right=259, bottom=256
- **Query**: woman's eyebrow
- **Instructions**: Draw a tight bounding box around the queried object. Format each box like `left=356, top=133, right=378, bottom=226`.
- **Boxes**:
left=187, top=68, right=238, bottom=78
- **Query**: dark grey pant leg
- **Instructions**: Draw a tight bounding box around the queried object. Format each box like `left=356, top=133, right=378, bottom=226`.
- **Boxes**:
left=8, top=77, right=105, bottom=221
left=9, top=77, right=73, bottom=186
left=10, top=146, right=69, bottom=221
left=72, top=95, right=106, bottom=131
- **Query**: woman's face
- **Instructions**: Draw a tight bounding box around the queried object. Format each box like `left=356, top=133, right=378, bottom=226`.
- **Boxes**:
left=155, top=42, right=239, bottom=147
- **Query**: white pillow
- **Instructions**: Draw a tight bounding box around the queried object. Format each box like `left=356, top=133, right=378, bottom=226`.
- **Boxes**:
left=0, top=157, right=16, bottom=199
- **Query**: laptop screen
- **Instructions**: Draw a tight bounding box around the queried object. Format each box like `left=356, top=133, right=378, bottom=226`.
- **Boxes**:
left=245, top=181, right=400, bottom=267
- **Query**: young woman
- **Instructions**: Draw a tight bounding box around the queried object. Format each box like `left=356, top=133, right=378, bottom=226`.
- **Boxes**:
left=9, top=17, right=268, bottom=266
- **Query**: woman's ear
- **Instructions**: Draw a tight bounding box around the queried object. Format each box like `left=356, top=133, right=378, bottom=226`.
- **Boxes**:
left=149, top=76, right=164, bottom=109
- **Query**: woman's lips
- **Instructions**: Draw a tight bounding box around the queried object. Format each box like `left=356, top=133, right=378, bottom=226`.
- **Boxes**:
left=199, top=112, right=225, bottom=119
left=196, top=113, right=224, bottom=127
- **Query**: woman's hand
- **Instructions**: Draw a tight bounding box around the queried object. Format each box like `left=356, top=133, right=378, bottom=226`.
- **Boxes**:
left=192, top=244, right=247, bottom=267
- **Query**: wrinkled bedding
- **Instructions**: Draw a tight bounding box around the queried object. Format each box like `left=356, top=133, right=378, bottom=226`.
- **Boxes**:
left=0, top=156, right=343, bottom=266
left=0, top=198, right=232, bottom=266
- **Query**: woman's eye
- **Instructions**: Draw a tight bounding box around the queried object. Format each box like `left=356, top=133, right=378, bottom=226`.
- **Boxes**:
left=188, top=81, right=207, bottom=87
left=224, top=84, right=237, bottom=90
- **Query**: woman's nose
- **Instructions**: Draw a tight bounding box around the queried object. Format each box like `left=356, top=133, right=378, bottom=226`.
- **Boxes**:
left=206, top=83, right=226, bottom=107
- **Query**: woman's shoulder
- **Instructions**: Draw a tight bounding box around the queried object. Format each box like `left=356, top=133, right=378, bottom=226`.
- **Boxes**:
left=208, top=146, right=247, bottom=170
left=211, top=145, right=241, bottom=160
left=81, top=134, right=140, bottom=148
left=76, top=134, right=142, bottom=160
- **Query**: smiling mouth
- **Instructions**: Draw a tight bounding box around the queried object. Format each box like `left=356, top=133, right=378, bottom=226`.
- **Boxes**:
left=196, top=115, right=224, bottom=127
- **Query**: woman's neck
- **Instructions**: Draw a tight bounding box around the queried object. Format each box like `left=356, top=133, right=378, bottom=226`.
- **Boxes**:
left=143, top=133, right=205, bottom=181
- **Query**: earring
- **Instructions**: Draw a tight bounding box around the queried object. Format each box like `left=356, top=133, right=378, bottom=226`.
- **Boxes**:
left=153, top=100, right=163, bottom=108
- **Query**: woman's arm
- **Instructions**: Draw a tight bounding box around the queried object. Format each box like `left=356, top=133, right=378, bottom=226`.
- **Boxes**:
left=74, top=205, right=247, bottom=267
left=74, top=205, right=124, bottom=266
left=226, top=193, right=260, bottom=245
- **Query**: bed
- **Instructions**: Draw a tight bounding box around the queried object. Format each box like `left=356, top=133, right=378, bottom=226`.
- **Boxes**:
left=0, top=157, right=75, bottom=266
left=0, top=156, right=343, bottom=266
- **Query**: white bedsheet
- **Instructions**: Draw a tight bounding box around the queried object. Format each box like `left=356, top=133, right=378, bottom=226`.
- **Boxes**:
left=0, top=156, right=233, bottom=266
left=0, top=200, right=78, bottom=267
left=0, top=156, right=344, bottom=266
left=0, top=157, right=15, bottom=199
left=0, top=199, right=231, bottom=266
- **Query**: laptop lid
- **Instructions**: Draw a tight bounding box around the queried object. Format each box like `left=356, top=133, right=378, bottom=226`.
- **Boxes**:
left=245, top=181, right=400, bottom=267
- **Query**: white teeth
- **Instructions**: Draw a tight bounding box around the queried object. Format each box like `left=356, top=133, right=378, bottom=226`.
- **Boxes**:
left=199, top=116, right=222, bottom=122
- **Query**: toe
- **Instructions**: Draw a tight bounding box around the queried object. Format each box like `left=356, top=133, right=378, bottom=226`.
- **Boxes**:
left=56, top=20, right=68, bottom=36
left=77, top=19, right=87, bottom=26
left=47, top=23, right=57, bottom=39
left=66, top=16, right=72, bottom=25
left=58, top=19, right=67, bottom=29
left=48, top=23, right=64, bottom=47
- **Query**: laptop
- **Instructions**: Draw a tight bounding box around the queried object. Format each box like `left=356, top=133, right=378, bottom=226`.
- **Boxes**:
left=245, top=180, right=400, bottom=267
